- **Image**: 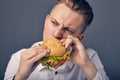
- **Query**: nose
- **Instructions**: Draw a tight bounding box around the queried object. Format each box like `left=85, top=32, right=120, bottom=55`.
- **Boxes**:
left=53, top=27, right=63, bottom=40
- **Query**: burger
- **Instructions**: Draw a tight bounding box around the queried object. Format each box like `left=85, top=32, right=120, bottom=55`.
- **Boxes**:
left=40, top=38, right=71, bottom=68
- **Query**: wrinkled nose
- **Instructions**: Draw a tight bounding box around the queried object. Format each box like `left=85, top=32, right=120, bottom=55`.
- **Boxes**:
left=53, top=28, right=63, bottom=40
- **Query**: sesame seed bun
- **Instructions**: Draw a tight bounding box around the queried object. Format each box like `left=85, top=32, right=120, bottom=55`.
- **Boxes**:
left=42, top=38, right=66, bottom=56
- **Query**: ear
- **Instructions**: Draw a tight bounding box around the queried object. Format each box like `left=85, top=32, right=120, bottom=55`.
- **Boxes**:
left=78, top=34, right=85, bottom=41
left=45, top=15, right=50, bottom=20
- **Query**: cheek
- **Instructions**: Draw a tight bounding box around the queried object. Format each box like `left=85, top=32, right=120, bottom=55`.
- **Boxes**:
left=63, top=31, right=80, bottom=39
left=45, top=22, right=55, bottom=33
left=43, top=22, right=55, bottom=40
left=62, top=32, right=69, bottom=39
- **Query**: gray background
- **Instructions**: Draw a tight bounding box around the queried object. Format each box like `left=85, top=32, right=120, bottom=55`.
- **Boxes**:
left=1, top=0, right=120, bottom=80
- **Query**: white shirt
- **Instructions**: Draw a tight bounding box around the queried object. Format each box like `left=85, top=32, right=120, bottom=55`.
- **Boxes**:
left=4, top=41, right=109, bottom=80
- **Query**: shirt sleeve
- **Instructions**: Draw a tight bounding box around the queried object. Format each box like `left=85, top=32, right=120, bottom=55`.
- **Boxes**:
left=86, top=48, right=109, bottom=80
left=4, top=49, right=26, bottom=80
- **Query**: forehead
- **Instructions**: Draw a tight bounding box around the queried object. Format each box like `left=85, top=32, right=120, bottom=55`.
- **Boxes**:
left=50, top=4, right=85, bottom=31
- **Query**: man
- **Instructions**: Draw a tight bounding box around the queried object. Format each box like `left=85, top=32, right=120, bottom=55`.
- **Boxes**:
left=4, top=0, right=109, bottom=80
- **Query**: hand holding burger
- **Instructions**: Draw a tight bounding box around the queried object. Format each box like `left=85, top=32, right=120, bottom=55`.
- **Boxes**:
left=40, top=38, right=71, bottom=68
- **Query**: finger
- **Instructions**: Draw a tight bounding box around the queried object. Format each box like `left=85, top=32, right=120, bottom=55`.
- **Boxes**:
left=29, top=51, right=48, bottom=63
left=67, top=35, right=82, bottom=47
left=60, top=39, right=65, bottom=43
left=60, top=39, right=66, bottom=47
left=21, top=47, right=50, bottom=60
left=63, top=37, right=73, bottom=49
left=37, top=48, right=50, bottom=57
left=21, top=49, right=34, bottom=59
left=23, top=46, right=46, bottom=56
left=31, top=45, right=47, bottom=49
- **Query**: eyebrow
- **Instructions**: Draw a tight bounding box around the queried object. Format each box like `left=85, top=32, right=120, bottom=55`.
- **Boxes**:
left=50, top=16, right=75, bottom=32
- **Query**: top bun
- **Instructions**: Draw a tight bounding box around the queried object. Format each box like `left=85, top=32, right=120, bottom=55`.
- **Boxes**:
left=42, top=38, right=66, bottom=56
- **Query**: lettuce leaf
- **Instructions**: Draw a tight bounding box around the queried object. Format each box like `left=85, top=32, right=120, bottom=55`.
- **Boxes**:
left=40, top=50, right=71, bottom=68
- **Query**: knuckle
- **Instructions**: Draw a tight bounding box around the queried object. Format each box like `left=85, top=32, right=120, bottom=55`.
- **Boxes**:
left=21, top=50, right=26, bottom=58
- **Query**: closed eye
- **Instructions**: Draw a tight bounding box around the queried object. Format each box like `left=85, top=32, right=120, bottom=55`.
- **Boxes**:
left=51, top=20, right=57, bottom=25
left=51, top=20, right=55, bottom=24
left=64, top=27, right=74, bottom=34
left=50, top=17, right=59, bottom=26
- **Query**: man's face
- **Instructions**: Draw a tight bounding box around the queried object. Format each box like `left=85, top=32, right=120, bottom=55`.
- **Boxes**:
left=43, top=3, right=85, bottom=41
